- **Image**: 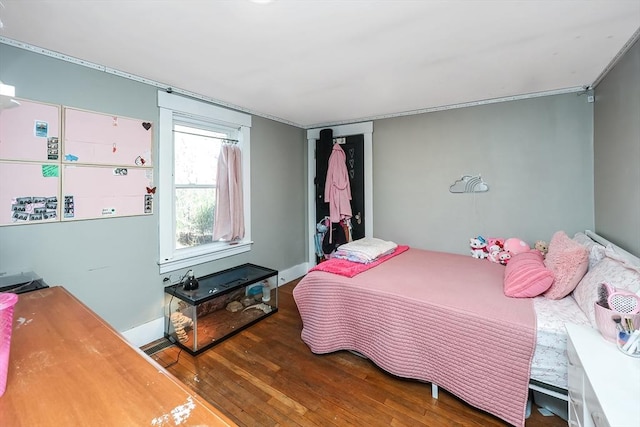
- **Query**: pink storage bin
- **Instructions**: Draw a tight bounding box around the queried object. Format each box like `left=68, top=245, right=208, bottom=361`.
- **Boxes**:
left=594, top=302, right=640, bottom=343
left=0, top=293, right=19, bottom=397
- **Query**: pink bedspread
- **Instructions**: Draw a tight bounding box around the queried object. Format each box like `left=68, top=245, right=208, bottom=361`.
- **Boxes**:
left=293, top=248, right=536, bottom=427
left=310, top=245, right=409, bottom=277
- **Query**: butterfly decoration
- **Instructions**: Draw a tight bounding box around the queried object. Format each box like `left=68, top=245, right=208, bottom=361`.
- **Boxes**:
left=146, top=186, right=156, bottom=194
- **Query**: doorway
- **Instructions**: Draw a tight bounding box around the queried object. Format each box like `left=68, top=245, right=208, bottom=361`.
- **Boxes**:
left=306, top=122, right=373, bottom=267
left=315, top=133, right=365, bottom=241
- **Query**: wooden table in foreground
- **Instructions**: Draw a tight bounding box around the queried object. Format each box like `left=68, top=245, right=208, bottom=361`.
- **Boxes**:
left=0, top=286, right=236, bottom=427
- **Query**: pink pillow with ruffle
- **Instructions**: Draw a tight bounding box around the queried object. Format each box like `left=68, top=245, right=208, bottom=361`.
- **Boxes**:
left=504, top=250, right=555, bottom=298
left=544, top=231, right=589, bottom=299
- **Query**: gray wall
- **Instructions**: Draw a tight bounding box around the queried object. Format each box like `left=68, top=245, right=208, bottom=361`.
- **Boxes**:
left=593, top=40, right=640, bottom=256
left=372, top=93, right=594, bottom=254
left=0, top=44, right=307, bottom=331
left=4, top=36, right=635, bottom=332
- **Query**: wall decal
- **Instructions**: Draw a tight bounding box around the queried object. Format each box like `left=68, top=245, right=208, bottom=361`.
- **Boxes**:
left=449, top=175, right=489, bottom=193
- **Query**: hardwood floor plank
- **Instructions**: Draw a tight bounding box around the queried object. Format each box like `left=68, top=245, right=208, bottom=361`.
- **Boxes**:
left=163, top=353, right=261, bottom=426
left=210, top=351, right=309, bottom=416
left=154, top=279, right=569, bottom=427
left=224, top=339, right=282, bottom=374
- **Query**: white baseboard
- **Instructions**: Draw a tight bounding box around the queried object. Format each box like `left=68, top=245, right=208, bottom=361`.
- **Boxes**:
left=121, top=317, right=165, bottom=348
left=122, top=262, right=309, bottom=348
left=277, top=262, right=308, bottom=287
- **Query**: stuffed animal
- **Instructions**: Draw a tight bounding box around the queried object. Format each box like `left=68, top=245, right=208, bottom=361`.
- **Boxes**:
left=470, top=236, right=488, bottom=259
left=486, top=237, right=505, bottom=263
left=535, top=240, right=549, bottom=257
left=487, top=244, right=501, bottom=263
left=487, top=249, right=500, bottom=263
left=486, top=237, right=505, bottom=251
left=504, top=237, right=530, bottom=255
left=498, top=250, right=512, bottom=265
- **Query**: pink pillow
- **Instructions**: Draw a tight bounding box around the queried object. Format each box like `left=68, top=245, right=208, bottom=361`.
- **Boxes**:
left=504, top=250, right=555, bottom=298
left=543, top=231, right=589, bottom=299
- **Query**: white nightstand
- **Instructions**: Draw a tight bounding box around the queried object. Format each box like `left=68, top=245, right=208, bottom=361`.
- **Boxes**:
left=565, top=323, right=640, bottom=427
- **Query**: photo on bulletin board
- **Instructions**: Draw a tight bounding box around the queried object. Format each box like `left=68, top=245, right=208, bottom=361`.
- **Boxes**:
left=61, top=165, right=154, bottom=221
left=0, top=161, right=61, bottom=226
left=63, top=107, right=153, bottom=167
left=0, top=99, right=61, bottom=162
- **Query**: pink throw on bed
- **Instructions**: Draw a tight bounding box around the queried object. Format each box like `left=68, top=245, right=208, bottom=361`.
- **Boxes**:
left=293, top=248, right=536, bottom=427
left=310, top=245, right=409, bottom=277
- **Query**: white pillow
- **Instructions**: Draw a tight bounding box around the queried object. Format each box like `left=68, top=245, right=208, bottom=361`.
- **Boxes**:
left=572, top=250, right=640, bottom=328
left=573, top=232, right=609, bottom=270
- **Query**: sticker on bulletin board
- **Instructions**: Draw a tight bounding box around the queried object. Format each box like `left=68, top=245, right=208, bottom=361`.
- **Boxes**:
left=34, top=121, right=48, bottom=138
left=102, top=208, right=116, bottom=216
left=42, top=164, right=59, bottom=178
left=64, top=195, right=75, bottom=218
left=47, top=137, right=59, bottom=160
left=144, top=194, right=153, bottom=214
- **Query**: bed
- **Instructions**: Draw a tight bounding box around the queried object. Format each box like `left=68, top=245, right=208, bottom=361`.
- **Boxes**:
left=293, top=231, right=640, bottom=427
left=530, top=295, right=589, bottom=389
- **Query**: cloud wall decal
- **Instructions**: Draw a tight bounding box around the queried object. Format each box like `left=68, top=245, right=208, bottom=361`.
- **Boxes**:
left=449, top=175, right=489, bottom=193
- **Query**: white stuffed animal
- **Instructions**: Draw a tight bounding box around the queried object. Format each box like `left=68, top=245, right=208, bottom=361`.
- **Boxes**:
left=487, top=244, right=502, bottom=263
left=469, top=237, right=488, bottom=259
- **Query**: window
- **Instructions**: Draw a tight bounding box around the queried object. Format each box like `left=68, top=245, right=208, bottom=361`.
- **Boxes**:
left=173, top=122, right=226, bottom=249
left=158, top=91, right=252, bottom=273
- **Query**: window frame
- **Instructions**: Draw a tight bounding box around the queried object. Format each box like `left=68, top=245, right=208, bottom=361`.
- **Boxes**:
left=157, top=91, right=252, bottom=274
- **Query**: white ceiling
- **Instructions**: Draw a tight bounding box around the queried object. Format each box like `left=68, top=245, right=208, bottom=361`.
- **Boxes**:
left=0, top=1, right=639, bottom=128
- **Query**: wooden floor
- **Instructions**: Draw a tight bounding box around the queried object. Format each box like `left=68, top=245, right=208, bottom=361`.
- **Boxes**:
left=151, top=280, right=568, bottom=427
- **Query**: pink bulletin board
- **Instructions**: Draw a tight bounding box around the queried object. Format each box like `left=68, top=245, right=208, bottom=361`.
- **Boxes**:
left=64, top=108, right=153, bottom=167
left=0, top=99, right=155, bottom=225
left=0, top=99, right=61, bottom=162
left=62, top=165, right=154, bottom=220
left=0, top=161, right=60, bottom=226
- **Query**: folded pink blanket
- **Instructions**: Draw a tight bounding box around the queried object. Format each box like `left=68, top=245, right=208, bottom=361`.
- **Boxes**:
left=310, top=245, right=409, bottom=277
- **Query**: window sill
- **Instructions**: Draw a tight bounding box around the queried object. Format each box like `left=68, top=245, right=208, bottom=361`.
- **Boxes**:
left=158, top=241, right=253, bottom=274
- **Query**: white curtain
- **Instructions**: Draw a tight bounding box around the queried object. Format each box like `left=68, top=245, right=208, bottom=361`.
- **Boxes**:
left=212, top=144, right=244, bottom=241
